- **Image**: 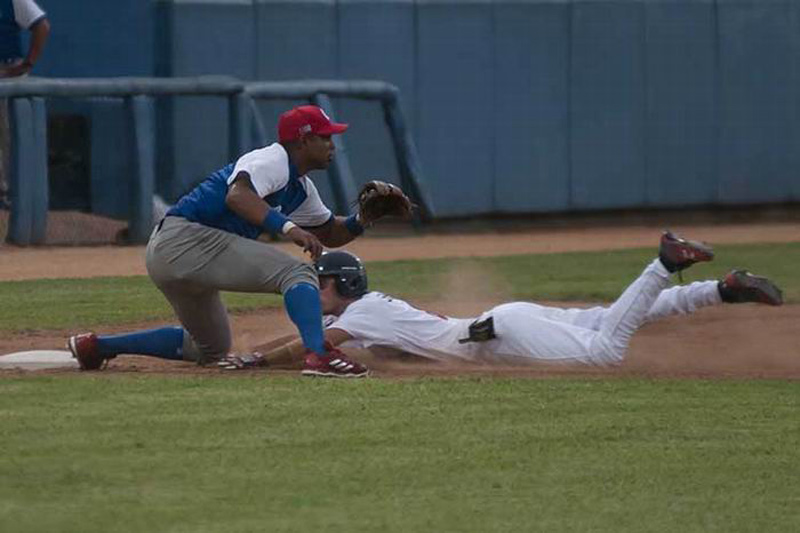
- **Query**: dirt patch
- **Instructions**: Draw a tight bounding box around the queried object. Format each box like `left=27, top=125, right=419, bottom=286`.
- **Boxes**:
left=2, top=300, right=798, bottom=380
left=1, top=221, right=798, bottom=379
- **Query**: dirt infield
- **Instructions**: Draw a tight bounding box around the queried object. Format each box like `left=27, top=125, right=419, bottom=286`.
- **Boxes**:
left=2, top=221, right=799, bottom=379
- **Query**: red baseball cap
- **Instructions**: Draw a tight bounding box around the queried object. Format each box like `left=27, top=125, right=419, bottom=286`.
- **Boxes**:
left=278, top=105, right=349, bottom=142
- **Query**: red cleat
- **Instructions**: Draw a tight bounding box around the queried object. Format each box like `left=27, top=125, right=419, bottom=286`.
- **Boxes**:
left=67, top=332, right=113, bottom=371
left=301, top=346, right=369, bottom=378
left=718, top=270, right=783, bottom=306
left=659, top=231, right=714, bottom=273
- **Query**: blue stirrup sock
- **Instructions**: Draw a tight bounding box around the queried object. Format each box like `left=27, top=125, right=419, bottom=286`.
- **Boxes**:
left=283, top=282, right=326, bottom=354
left=96, top=326, right=185, bottom=361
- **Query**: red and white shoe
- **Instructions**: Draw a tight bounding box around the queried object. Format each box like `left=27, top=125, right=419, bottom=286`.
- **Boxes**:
left=67, top=332, right=114, bottom=370
left=718, top=270, right=783, bottom=306
left=659, top=230, right=715, bottom=273
left=301, top=346, right=369, bottom=378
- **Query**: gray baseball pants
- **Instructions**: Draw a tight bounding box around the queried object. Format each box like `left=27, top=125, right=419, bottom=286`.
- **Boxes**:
left=145, top=216, right=317, bottom=363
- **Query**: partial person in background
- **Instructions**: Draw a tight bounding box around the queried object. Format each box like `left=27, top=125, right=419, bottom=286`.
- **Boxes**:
left=0, top=0, right=50, bottom=208
left=222, top=233, right=783, bottom=370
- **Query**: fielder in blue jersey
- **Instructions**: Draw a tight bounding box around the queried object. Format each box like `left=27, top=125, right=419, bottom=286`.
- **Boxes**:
left=67, top=105, right=376, bottom=377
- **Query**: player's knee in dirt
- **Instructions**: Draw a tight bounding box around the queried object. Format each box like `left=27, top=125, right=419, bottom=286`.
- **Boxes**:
left=591, top=336, right=626, bottom=366
left=180, top=330, right=205, bottom=363
left=184, top=329, right=231, bottom=365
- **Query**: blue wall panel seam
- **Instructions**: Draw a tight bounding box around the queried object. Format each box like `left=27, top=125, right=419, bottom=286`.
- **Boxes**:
left=412, top=0, right=420, bottom=181
left=253, top=0, right=259, bottom=80
left=490, top=0, right=498, bottom=212
left=712, top=0, right=721, bottom=203
left=566, top=0, right=573, bottom=210
left=334, top=0, right=341, bottom=79
left=642, top=1, right=649, bottom=207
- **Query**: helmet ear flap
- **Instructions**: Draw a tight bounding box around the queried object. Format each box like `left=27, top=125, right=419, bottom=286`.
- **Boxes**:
left=315, top=251, right=368, bottom=298
left=334, top=272, right=368, bottom=298
left=335, top=276, right=351, bottom=298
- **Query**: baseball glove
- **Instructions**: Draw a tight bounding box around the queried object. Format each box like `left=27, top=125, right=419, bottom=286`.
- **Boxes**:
left=356, top=180, right=414, bottom=225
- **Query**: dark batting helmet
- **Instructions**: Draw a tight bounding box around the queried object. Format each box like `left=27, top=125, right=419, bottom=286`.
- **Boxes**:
left=314, top=251, right=369, bottom=298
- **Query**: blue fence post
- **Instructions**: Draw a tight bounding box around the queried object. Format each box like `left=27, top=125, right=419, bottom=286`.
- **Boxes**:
left=382, top=93, right=435, bottom=222
left=228, top=92, right=250, bottom=160
left=312, top=93, right=359, bottom=215
left=249, top=97, right=268, bottom=148
left=8, top=97, right=34, bottom=245
left=127, top=95, right=156, bottom=244
left=30, top=97, right=48, bottom=244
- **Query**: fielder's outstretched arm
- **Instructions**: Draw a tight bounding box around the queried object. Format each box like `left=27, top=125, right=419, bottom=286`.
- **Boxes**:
left=252, top=329, right=354, bottom=367
left=306, top=216, right=364, bottom=248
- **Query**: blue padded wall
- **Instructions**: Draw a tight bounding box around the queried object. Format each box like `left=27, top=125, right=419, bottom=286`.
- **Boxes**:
left=570, top=1, right=646, bottom=209
left=644, top=0, right=717, bottom=207
left=416, top=0, right=495, bottom=217
left=254, top=0, right=339, bottom=203
left=336, top=0, right=416, bottom=195
left=160, top=0, right=256, bottom=199
left=41, top=0, right=800, bottom=219
left=37, top=0, right=154, bottom=77
left=717, top=0, right=800, bottom=204
left=36, top=0, right=156, bottom=218
left=493, top=0, right=570, bottom=213
left=90, top=101, right=135, bottom=219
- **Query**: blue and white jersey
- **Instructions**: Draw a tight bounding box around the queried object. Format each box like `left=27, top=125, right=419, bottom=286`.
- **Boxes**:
left=0, top=0, right=46, bottom=62
left=167, top=143, right=333, bottom=240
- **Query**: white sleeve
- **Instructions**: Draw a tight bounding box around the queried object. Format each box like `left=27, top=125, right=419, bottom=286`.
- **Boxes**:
left=228, top=150, right=289, bottom=198
left=330, top=299, right=397, bottom=345
left=288, top=177, right=333, bottom=228
left=13, top=0, right=46, bottom=29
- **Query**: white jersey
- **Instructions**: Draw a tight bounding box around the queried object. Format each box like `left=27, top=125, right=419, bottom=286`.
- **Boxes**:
left=229, top=142, right=331, bottom=227
left=13, top=0, right=45, bottom=29
left=326, top=292, right=593, bottom=364
left=326, top=267, right=722, bottom=366
left=326, top=292, right=477, bottom=363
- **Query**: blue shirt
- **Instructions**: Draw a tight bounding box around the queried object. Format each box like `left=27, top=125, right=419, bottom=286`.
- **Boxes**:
left=167, top=143, right=333, bottom=239
left=0, top=0, right=23, bottom=61
left=0, top=0, right=46, bottom=62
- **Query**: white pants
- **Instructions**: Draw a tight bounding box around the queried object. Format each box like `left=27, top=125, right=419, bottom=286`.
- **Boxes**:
left=482, top=259, right=722, bottom=366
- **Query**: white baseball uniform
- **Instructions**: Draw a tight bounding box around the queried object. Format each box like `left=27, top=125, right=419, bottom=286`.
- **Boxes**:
left=326, top=259, right=722, bottom=366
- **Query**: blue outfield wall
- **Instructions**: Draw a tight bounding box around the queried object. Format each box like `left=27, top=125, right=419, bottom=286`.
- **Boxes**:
left=716, top=0, right=800, bottom=204
left=571, top=1, right=647, bottom=210
left=494, top=1, right=570, bottom=213
left=336, top=0, right=417, bottom=199
left=644, top=0, right=717, bottom=206
left=34, top=0, right=800, bottom=218
left=156, top=0, right=256, bottom=197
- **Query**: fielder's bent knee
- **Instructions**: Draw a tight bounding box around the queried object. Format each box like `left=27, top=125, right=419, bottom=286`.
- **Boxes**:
left=186, top=330, right=231, bottom=365
left=279, top=262, right=318, bottom=294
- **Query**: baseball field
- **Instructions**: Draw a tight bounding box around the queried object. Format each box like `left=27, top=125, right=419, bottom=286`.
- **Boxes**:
left=1, top=221, right=799, bottom=532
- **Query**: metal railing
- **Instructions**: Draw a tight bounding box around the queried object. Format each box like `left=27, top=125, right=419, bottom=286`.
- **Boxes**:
left=2, top=76, right=434, bottom=245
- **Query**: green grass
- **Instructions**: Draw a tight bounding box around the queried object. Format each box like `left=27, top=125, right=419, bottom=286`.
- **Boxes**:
left=2, top=242, right=798, bottom=332
left=0, top=376, right=798, bottom=533
left=0, top=277, right=283, bottom=331
left=482, top=241, right=800, bottom=302
left=2, top=242, right=798, bottom=531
